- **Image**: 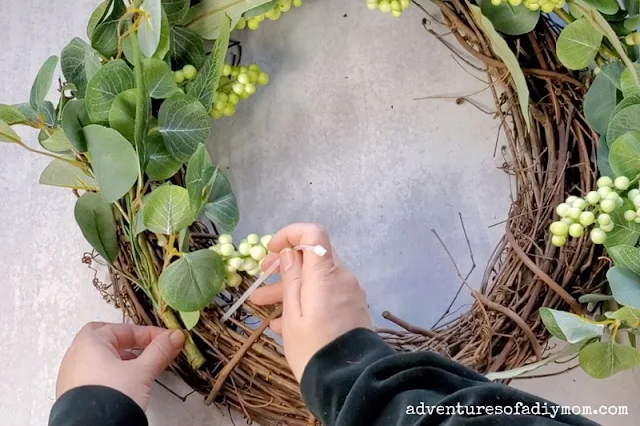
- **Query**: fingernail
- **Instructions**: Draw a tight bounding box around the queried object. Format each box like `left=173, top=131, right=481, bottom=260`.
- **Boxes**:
left=170, top=330, right=185, bottom=347
left=280, top=249, right=295, bottom=271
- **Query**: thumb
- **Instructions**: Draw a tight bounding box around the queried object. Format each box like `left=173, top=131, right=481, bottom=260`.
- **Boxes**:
left=280, top=248, right=302, bottom=319
left=136, top=330, right=185, bottom=377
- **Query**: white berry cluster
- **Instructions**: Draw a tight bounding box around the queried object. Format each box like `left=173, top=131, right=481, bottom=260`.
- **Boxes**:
left=236, top=0, right=302, bottom=31
left=366, top=0, right=410, bottom=17
left=489, top=0, right=565, bottom=13
left=209, top=64, right=269, bottom=119
left=210, top=233, right=273, bottom=289
left=550, top=176, right=632, bottom=247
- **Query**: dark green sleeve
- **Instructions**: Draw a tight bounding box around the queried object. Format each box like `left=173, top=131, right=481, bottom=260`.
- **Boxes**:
left=300, top=328, right=597, bottom=426
left=48, top=385, right=148, bottom=426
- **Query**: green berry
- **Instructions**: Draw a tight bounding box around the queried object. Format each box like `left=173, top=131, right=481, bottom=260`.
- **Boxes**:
left=183, top=64, right=197, bottom=80
left=635, top=217, right=640, bottom=224
left=238, top=242, right=252, bottom=256
left=600, top=199, right=616, bottom=213
left=240, top=91, right=251, bottom=99
left=247, top=267, right=262, bottom=277
left=242, top=258, right=258, bottom=272
left=566, top=195, right=578, bottom=204
left=590, top=229, right=607, bottom=244
left=598, top=214, right=612, bottom=226
left=232, top=83, right=245, bottom=95
left=561, top=217, right=575, bottom=226
left=226, top=263, right=237, bottom=274
left=597, top=176, right=614, bottom=188
left=629, top=189, right=640, bottom=200
left=509, top=0, right=522, bottom=4
left=223, top=64, right=232, bottom=76
left=572, top=198, right=587, bottom=210
left=245, top=83, right=257, bottom=95
left=633, top=33, right=640, bottom=45
left=550, top=221, right=569, bottom=236
left=220, top=243, right=235, bottom=257
left=218, top=234, right=233, bottom=245
left=231, top=67, right=240, bottom=78
left=222, top=104, right=236, bottom=117
left=598, top=187, right=612, bottom=198
left=217, top=92, right=229, bottom=104
left=226, top=273, right=242, bottom=288
left=568, top=207, right=582, bottom=219
left=585, top=191, right=600, bottom=205
left=556, top=203, right=570, bottom=217
left=238, top=73, right=250, bottom=84
left=551, top=235, right=566, bottom=247
left=601, top=222, right=615, bottom=232
left=250, top=245, right=268, bottom=261
left=391, top=0, right=402, bottom=11
left=236, top=17, right=247, bottom=30
left=248, top=19, right=260, bottom=30
left=568, top=223, right=584, bottom=238
left=401, top=0, right=410, bottom=8
left=293, top=0, right=302, bottom=6
left=625, top=210, right=637, bottom=222
left=260, top=234, right=273, bottom=247
left=634, top=194, right=640, bottom=207
left=615, top=176, right=631, bottom=190
left=258, top=72, right=270, bottom=85
left=209, top=108, right=222, bottom=119
left=541, top=2, right=555, bottom=12
left=247, top=233, right=260, bottom=244
left=626, top=33, right=636, bottom=46
left=175, top=70, right=185, bottom=84
left=210, top=243, right=221, bottom=254
left=248, top=70, right=259, bottom=83
left=228, top=257, right=244, bottom=270
left=491, top=0, right=502, bottom=5
left=228, top=93, right=240, bottom=105
left=579, top=211, right=595, bottom=226
left=605, top=192, right=620, bottom=202
left=215, top=101, right=226, bottom=112
left=249, top=64, right=260, bottom=72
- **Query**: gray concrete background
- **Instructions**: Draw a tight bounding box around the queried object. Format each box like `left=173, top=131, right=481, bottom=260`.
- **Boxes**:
left=0, top=0, right=638, bottom=425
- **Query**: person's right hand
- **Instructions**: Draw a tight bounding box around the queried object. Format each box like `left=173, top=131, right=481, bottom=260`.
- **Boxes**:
left=250, top=223, right=373, bottom=382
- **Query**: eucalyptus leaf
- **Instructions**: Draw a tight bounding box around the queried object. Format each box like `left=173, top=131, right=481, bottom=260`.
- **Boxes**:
left=92, top=0, right=127, bottom=58
left=609, top=245, right=640, bottom=276
left=109, top=88, right=138, bottom=142
left=583, top=0, right=619, bottom=14
left=556, top=18, right=602, bottom=70
left=604, top=199, right=640, bottom=247
left=0, top=120, right=21, bottom=143
left=185, top=0, right=272, bottom=39
left=609, top=131, right=640, bottom=178
left=134, top=204, right=147, bottom=236
left=0, top=104, right=26, bottom=125
left=87, top=0, right=110, bottom=39
left=153, top=10, right=171, bottom=60
left=39, top=159, right=98, bottom=191
left=29, top=56, right=59, bottom=110
left=39, top=101, right=57, bottom=128
left=608, top=266, right=640, bottom=308
left=178, top=227, right=190, bottom=252
left=620, top=64, right=640, bottom=97
left=597, top=136, right=614, bottom=177
left=143, top=58, right=179, bottom=99
left=579, top=341, right=640, bottom=378
left=625, top=16, right=640, bottom=31
left=568, top=2, right=584, bottom=18
left=74, top=192, right=119, bottom=264
left=188, top=14, right=231, bottom=109
left=138, top=0, right=163, bottom=57
left=62, top=99, right=91, bottom=152
left=169, top=26, right=205, bottom=69
left=158, top=93, right=210, bottom=162
left=626, top=0, right=640, bottom=16
left=584, top=66, right=620, bottom=134
left=606, top=306, right=640, bottom=326
left=469, top=5, right=530, bottom=129
left=143, top=185, right=194, bottom=234
left=179, top=310, right=200, bottom=330
left=158, top=249, right=225, bottom=311
left=244, top=1, right=277, bottom=18
left=85, top=59, right=135, bottom=124
left=477, top=0, right=539, bottom=36
left=539, top=307, right=605, bottom=343
left=610, top=94, right=640, bottom=120
left=144, top=129, right=182, bottom=180
left=40, top=128, right=72, bottom=153
left=186, top=144, right=215, bottom=215
left=14, top=103, right=42, bottom=126
left=162, top=0, right=190, bottom=23
left=607, top=104, right=640, bottom=146
left=84, top=124, right=139, bottom=202
left=203, top=168, right=239, bottom=233
left=61, top=38, right=102, bottom=98
left=600, top=60, right=624, bottom=90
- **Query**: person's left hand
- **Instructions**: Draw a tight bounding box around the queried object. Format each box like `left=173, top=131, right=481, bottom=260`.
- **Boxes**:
left=55, top=322, right=185, bottom=410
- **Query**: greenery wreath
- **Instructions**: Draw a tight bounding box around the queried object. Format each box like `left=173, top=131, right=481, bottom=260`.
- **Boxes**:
left=4, top=0, right=640, bottom=424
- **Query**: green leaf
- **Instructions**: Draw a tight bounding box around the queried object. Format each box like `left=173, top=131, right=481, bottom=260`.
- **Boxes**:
left=144, top=129, right=182, bottom=180
left=30, top=56, right=59, bottom=110
left=244, top=0, right=277, bottom=18
left=61, top=38, right=102, bottom=98
left=610, top=94, right=640, bottom=120
left=609, top=131, right=640, bottom=178
left=568, top=2, right=584, bottom=18
left=158, top=249, right=225, bottom=311
left=0, top=104, right=27, bottom=125
left=620, top=64, right=640, bottom=97
left=109, top=88, right=138, bottom=142
left=477, top=0, right=539, bottom=36
left=143, top=185, right=194, bottom=234
left=539, top=308, right=605, bottom=343
left=74, top=192, right=119, bottom=264
left=14, top=103, right=42, bottom=126
left=584, top=65, right=620, bottom=134
left=84, top=124, right=139, bottom=202
left=92, top=0, right=127, bottom=58
left=625, top=15, right=640, bottom=31
left=625, top=0, right=640, bottom=16
left=0, top=120, right=21, bottom=143
left=138, top=0, right=163, bottom=57
left=597, top=136, right=614, bottom=177
left=203, top=168, right=239, bottom=233
left=85, top=59, right=135, bottom=124
left=469, top=5, right=530, bottom=129
left=134, top=205, right=147, bottom=236
left=87, top=0, right=110, bottom=39
left=153, top=10, right=171, bottom=60
left=39, top=159, right=98, bottom=191
left=158, top=93, right=210, bottom=162
left=39, top=101, right=57, bottom=128
left=604, top=199, right=640, bottom=247
left=169, top=26, right=205, bottom=69
left=606, top=307, right=640, bottom=325
left=187, top=14, right=231, bottom=109
left=608, top=245, right=640, bottom=276
left=39, top=128, right=72, bottom=153
left=186, top=144, right=215, bottom=215
left=600, top=60, right=625, bottom=90
left=556, top=18, right=603, bottom=70
left=62, top=100, right=91, bottom=152
left=143, top=58, right=179, bottom=99
left=579, top=341, right=640, bottom=378
left=162, top=0, right=190, bottom=23
left=607, top=104, right=640, bottom=146
left=179, top=310, right=200, bottom=330
left=185, top=0, right=273, bottom=40
left=178, top=227, right=190, bottom=252
left=608, top=266, right=640, bottom=308
left=583, top=0, right=619, bottom=14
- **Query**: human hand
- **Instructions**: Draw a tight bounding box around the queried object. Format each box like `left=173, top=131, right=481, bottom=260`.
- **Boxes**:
left=250, top=223, right=373, bottom=382
left=56, top=322, right=185, bottom=410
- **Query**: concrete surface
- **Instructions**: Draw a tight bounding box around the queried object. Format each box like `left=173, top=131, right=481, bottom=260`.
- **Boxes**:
left=0, top=0, right=638, bottom=425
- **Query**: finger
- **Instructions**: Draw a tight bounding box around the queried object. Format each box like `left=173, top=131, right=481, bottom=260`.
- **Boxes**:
left=136, top=330, right=185, bottom=377
left=250, top=281, right=283, bottom=305
left=118, top=350, right=139, bottom=361
left=98, top=324, right=169, bottom=350
left=269, top=317, right=282, bottom=335
left=268, top=223, right=334, bottom=269
left=260, top=252, right=280, bottom=273
left=280, top=249, right=302, bottom=319
left=76, top=321, right=108, bottom=337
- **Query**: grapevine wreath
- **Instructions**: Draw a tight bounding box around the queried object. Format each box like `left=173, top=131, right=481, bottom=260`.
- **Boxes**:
left=6, top=0, right=640, bottom=424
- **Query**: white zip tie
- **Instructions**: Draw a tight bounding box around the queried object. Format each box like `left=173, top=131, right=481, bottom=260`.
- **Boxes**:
left=220, top=245, right=328, bottom=323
